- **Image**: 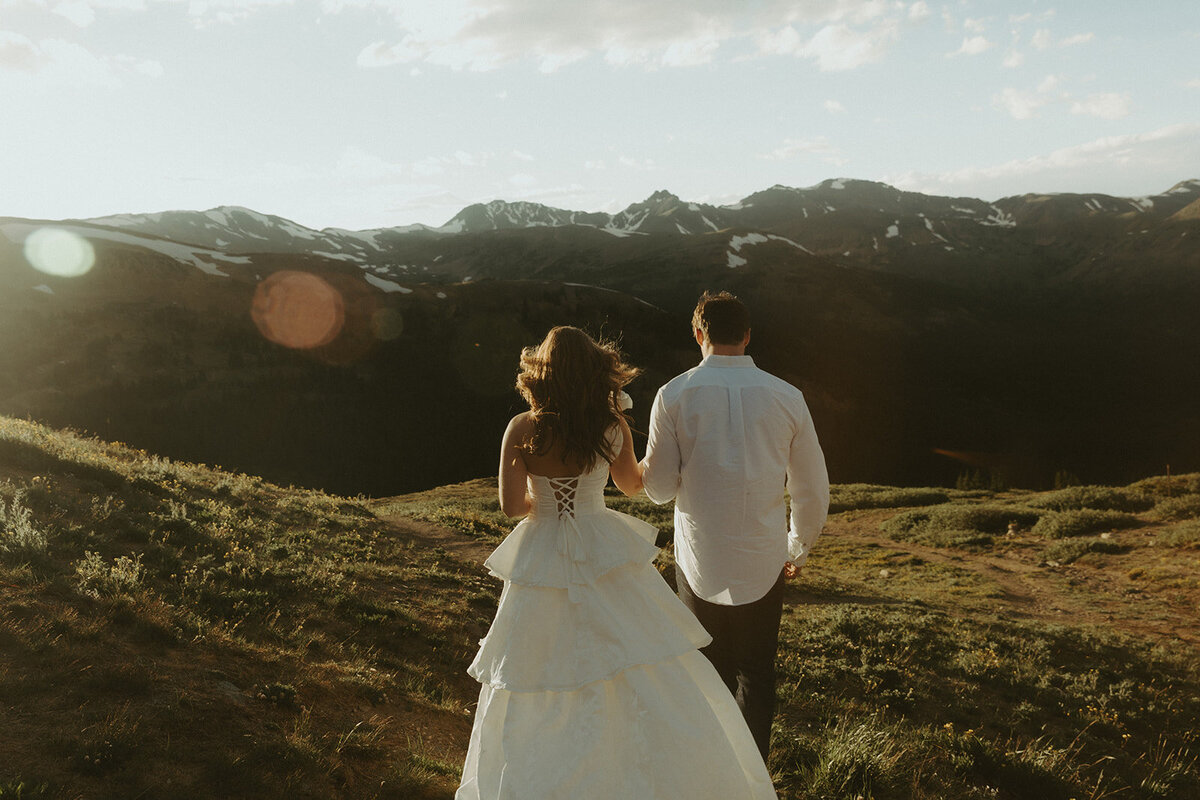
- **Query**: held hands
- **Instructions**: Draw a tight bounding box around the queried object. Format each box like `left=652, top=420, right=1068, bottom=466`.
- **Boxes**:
left=783, top=561, right=799, bottom=579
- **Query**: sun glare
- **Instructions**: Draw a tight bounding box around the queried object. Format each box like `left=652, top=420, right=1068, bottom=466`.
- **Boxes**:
left=23, top=227, right=96, bottom=277
left=251, top=271, right=346, bottom=350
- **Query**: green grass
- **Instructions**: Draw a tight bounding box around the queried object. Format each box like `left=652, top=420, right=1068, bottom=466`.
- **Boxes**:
left=1158, top=519, right=1200, bottom=549
left=0, top=415, right=480, bottom=799
left=1032, top=508, right=1142, bottom=539
left=771, top=602, right=1200, bottom=799
left=4, top=414, right=1198, bottom=800
left=829, top=484, right=951, bottom=514
left=1027, top=485, right=1156, bottom=513
left=1043, top=536, right=1128, bottom=564
left=880, top=503, right=1043, bottom=549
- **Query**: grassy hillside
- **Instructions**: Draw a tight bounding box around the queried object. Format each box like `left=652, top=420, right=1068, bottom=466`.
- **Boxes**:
left=2, top=415, right=1199, bottom=798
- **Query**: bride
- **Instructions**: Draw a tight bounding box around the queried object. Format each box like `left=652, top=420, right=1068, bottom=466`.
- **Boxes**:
left=455, top=326, right=777, bottom=799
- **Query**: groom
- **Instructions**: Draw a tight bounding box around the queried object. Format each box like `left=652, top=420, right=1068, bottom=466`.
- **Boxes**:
left=640, top=290, right=829, bottom=760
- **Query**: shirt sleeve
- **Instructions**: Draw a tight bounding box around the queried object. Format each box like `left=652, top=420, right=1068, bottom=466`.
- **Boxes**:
left=639, top=387, right=682, bottom=505
left=785, top=395, right=830, bottom=565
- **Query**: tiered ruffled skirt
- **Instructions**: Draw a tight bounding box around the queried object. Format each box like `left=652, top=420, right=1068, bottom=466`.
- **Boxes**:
left=455, top=508, right=777, bottom=799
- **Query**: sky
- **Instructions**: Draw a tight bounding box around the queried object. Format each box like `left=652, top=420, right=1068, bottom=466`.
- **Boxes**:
left=2, top=0, right=1199, bottom=231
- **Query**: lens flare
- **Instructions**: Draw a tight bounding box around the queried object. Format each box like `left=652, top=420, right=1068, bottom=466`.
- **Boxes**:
left=371, top=307, right=404, bottom=341
left=251, top=271, right=345, bottom=350
left=23, top=227, right=96, bottom=277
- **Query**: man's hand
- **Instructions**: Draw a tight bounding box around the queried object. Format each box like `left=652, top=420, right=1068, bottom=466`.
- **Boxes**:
left=783, top=561, right=799, bottom=579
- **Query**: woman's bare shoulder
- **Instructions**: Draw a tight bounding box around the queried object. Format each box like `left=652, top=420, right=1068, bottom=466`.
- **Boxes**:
left=503, top=411, right=535, bottom=441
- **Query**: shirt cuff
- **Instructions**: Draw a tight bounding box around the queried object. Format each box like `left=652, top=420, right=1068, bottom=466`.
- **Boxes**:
left=787, top=536, right=811, bottom=567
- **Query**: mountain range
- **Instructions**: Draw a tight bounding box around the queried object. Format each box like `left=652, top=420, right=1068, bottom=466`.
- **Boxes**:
left=2, top=178, right=1198, bottom=495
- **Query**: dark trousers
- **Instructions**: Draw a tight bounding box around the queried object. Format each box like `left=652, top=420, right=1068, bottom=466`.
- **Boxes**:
left=676, top=566, right=785, bottom=761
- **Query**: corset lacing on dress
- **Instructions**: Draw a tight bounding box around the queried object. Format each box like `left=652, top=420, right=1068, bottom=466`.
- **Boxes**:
left=545, top=476, right=589, bottom=603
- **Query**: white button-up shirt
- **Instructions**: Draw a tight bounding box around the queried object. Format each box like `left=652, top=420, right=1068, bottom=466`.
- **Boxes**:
left=641, top=355, right=829, bottom=605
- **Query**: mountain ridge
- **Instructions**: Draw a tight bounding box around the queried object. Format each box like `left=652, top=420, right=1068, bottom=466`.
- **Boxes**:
left=61, top=177, right=1200, bottom=246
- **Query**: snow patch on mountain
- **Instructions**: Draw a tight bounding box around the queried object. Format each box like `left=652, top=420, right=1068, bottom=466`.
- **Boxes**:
left=1, top=221, right=247, bottom=276
left=363, top=273, right=412, bottom=293
left=730, top=233, right=769, bottom=251
left=922, top=215, right=948, bottom=243
left=981, top=206, right=1017, bottom=228
left=766, top=234, right=812, bottom=254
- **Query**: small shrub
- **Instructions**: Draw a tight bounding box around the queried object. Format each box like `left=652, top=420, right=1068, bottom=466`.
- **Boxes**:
left=1129, top=472, right=1200, bottom=499
left=0, top=781, right=52, bottom=799
left=882, top=504, right=1041, bottom=548
left=75, top=552, right=144, bottom=598
left=1029, top=486, right=1154, bottom=513
left=829, top=484, right=949, bottom=513
left=808, top=716, right=906, bottom=798
left=1032, top=510, right=1140, bottom=539
left=255, top=682, right=298, bottom=707
left=1152, top=495, right=1200, bottom=522
left=1158, top=520, right=1200, bottom=549
left=0, top=491, right=49, bottom=556
left=1044, top=537, right=1128, bottom=564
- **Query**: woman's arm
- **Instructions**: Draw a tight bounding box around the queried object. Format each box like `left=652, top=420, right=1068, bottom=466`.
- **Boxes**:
left=498, top=414, right=532, bottom=518
left=609, top=416, right=644, bottom=497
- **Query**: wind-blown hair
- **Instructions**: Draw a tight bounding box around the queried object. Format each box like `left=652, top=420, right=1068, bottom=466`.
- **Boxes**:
left=516, top=326, right=641, bottom=470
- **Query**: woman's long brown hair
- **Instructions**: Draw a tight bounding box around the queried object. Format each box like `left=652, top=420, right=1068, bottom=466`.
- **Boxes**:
left=515, top=326, right=641, bottom=470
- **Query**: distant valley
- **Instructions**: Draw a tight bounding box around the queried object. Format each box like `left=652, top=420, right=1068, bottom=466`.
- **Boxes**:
left=2, top=178, right=1198, bottom=494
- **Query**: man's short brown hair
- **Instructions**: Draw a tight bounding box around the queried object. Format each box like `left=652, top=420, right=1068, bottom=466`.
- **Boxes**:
left=692, top=290, right=750, bottom=346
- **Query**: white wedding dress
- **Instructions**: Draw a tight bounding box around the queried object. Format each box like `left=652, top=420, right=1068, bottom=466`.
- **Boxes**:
left=456, top=434, right=778, bottom=799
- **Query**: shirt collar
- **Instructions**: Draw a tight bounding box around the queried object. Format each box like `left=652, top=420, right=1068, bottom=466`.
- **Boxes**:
left=701, top=354, right=755, bottom=368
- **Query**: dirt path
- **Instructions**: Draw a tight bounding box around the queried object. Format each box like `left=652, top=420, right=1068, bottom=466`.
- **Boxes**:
left=824, top=510, right=1200, bottom=649
left=376, top=512, right=498, bottom=566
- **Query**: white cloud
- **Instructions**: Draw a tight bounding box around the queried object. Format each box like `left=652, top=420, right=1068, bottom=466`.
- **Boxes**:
left=53, top=1, right=98, bottom=26
left=334, top=0, right=918, bottom=73
left=113, top=53, right=164, bottom=77
left=993, top=87, right=1049, bottom=120
left=760, top=136, right=844, bottom=163
left=887, top=124, right=1200, bottom=199
left=951, top=36, right=993, bottom=56
left=992, top=75, right=1063, bottom=119
left=511, top=150, right=534, bottom=162
left=777, top=21, right=897, bottom=71
left=1186, top=78, right=1200, bottom=89
left=618, top=156, right=655, bottom=169
left=963, top=17, right=987, bottom=34
left=183, top=0, right=297, bottom=25
left=1023, top=27, right=1089, bottom=51
left=508, top=172, right=536, bottom=187
left=0, top=35, right=127, bottom=86
left=1003, top=50, right=1023, bottom=68
left=908, top=1, right=930, bottom=21
left=1070, top=92, right=1131, bottom=120
left=824, top=99, right=846, bottom=114
left=335, top=146, right=405, bottom=183
left=0, top=31, right=42, bottom=72
left=407, top=149, right=489, bottom=177
left=411, top=156, right=445, bottom=177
